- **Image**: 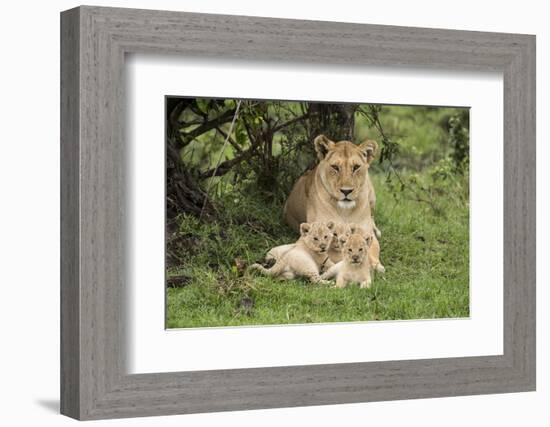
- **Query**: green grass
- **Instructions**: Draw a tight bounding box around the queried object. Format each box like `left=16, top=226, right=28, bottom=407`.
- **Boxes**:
left=166, top=173, right=469, bottom=328
left=356, top=106, right=466, bottom=170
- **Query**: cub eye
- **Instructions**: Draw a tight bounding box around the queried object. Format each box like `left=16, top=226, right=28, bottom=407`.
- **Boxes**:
left=352, top=164, right=360, bottom=172
left=359, top=248, right=363, bottom=251
left=348, top=248, right=352, bottom=253
left=333, top=233, right=338, bottom=237
left=313, top=237, right=318, bottom=241
left=331, top=165, right=339, bottom=172
left=324, top=235, right=328, bottom=239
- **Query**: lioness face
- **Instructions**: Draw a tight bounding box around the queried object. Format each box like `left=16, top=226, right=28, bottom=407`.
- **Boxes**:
left=314, top=135, right=378, bottom=209
left=343, top=233, right=371, bottom=265
left=330, top=223, right=352, bottom=251
left=300, top=221, right=334, bottom=254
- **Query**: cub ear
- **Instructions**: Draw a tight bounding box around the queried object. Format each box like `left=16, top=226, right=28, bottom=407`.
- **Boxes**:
left=314, top=134, right=335, bottom=160
left=326, top=221, right=335, bottom=230
left=359, top=139, right=378, bottom=164
left=300, top=223, right=311, bottom=235
left=365, top=234, right=374, bottom=247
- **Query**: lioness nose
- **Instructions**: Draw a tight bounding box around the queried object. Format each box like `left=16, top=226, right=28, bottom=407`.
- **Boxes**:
left=340, top=188, right=353, bottom=197
left=352, top=255, right=359, bottom=261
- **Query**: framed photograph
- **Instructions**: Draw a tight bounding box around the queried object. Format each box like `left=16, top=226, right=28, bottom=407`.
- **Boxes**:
left=61, top=6, right=536, bottom=420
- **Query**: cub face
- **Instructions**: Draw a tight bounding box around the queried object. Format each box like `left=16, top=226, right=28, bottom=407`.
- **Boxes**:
left=330, top=223, right=352, bottom=251
left=343, top=233, right=372, bottom=265
left=300, top=221, right=334, bottom=254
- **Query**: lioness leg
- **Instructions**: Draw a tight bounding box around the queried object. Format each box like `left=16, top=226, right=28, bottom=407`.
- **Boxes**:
left=372, top=218, right=382, bottom=239
left=368, top=236, right=385, bottom=273
left=368, top=176, right=381, bottom=238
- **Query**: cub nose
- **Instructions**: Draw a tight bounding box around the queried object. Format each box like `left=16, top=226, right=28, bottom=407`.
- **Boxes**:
left=352, top=255, right=359, bottom=262
left=340, top=188, right=353, bottom=197
left=319, top=244, right=327, bottom=250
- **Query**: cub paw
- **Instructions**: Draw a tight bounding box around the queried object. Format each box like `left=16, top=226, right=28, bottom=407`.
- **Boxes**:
left=360, top=280, right=371, bottom=289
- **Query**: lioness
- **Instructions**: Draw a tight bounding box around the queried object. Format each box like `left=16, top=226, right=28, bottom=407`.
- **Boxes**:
left=321, top=232, right=373, bottom=289
left=284, top=134, right=383, bottom=270
left=250, top=222, right=334, bottom=284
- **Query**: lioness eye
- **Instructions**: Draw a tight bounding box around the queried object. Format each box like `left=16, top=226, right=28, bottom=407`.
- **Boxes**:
left=331, top=165, right=339, bottom=172
left=353, top=164, right=360, bottom=172
left=359, top=248, right=363, bottom=251
left=348, top=249, right=352, bottom=252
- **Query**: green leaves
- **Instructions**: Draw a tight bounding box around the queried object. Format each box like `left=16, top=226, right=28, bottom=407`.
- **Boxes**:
left=196, top=98, right=210, bottom=115
left=448, top=114, right=470, bottom=173
left=224, top=99, right=236, bottom=110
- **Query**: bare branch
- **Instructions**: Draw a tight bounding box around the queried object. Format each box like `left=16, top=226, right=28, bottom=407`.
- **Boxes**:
left=272, top=112, right=310, bottom=133
left=215, top=126, right=242, bottom=153
left=181, top=108, right=237, bottom=142
left=199, top=101, right=243, bottom=218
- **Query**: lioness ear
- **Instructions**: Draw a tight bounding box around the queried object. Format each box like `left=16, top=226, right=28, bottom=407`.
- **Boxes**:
left=300, top=223, right=311, bottom=235
left=326, top=221, right=335, bottom=230
left=314, top=134, right=335, bottom=160
left=359, top=139, right=378, bottom=164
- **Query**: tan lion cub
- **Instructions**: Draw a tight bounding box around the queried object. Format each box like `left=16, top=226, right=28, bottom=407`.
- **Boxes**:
left=266, top=222, right=350, bottom=267
left=328, top=223, right=352, bottom=264
left=265, top=243, right=294, bottom=264
left=349, top=222, right=385, bottom=274
left=251, top=222, right=334, bottom=284
left=321, top=232, right=373, bottom=288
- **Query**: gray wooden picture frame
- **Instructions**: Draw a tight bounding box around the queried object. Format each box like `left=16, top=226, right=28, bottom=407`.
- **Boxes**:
left=60, top=5, right=536, bottom=421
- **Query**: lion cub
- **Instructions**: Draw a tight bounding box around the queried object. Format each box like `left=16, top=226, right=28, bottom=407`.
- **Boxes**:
left=328, top=223, right=352, bottom=263
left=321, top=231, right=373, bottom=289
left=347, top=222, right=385, bottom=274
left=251, top=222, right=334, bottom=284
left=266, top=222, right=350, bottom=267
left=265, top=243, right=294, bottom=264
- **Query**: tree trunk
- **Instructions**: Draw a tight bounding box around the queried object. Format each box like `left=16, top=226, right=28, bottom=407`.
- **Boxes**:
left=165, top=99, right=214, bottom=223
